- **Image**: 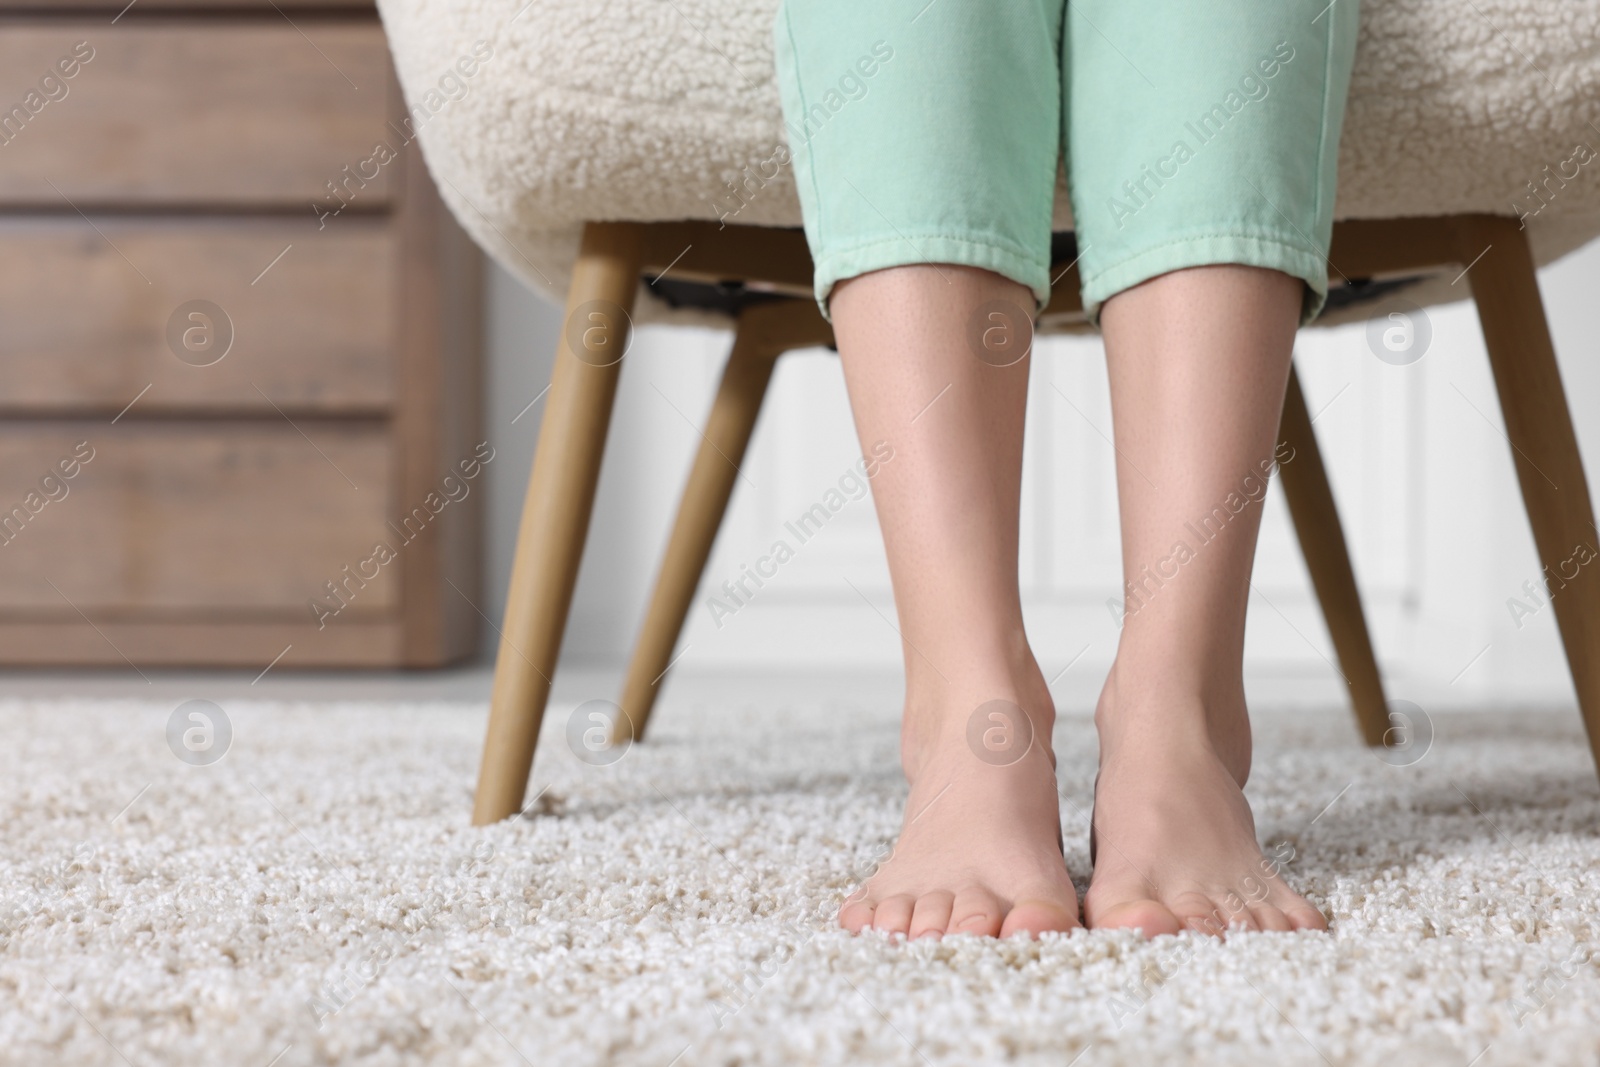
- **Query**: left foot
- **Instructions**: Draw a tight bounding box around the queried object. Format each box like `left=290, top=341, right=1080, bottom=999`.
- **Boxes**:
left=1083, top=667, right=1327, bottom=937
left=838, top=657, right=1082, bottom=939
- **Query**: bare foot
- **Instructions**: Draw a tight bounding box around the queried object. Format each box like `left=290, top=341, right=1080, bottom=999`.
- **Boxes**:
left=1083, top=667, right=1327, bottom=938
left=839, top=659, right=1081, bottom=939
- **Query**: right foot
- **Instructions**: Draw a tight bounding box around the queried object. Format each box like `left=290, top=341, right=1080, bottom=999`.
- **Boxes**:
left=838, top=660, right=1081, bottom=939
left=1083, top=668, right=1328, bottom=938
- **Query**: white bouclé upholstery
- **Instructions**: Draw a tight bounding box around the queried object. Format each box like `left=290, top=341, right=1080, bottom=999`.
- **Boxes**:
left=377, top=0, right=1600, bottom=326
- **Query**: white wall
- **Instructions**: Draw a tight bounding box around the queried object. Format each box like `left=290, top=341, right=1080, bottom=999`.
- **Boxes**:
left=479, top=242, right=1600, bottom=713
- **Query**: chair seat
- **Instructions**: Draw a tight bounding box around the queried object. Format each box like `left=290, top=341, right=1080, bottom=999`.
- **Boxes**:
left=377, top=0, right=1600, bottom=328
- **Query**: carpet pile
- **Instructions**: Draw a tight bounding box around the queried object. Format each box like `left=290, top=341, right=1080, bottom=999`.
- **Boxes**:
left=1, top=692, right=1597, bottom=1065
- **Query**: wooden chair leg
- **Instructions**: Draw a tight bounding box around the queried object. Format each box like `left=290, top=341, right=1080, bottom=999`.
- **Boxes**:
left=613, top=299, right=834, bottom=744
left=1278, top=361, right=1391, bottom=746
left=1458, top=213, right=1600, bottom=775
left=472, top=222, right=644, bottom=825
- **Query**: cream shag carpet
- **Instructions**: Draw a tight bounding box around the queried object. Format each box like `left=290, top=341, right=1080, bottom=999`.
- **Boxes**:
left=2, top=692, right=1599, bottom=1066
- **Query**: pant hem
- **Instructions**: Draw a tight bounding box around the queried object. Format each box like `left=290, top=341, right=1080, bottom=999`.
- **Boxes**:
left=811, top=233, right=1051, bottom=323
left=1079, top=232, right=1331, bottom=329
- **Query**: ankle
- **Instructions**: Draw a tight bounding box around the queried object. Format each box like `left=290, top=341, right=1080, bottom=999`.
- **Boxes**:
left=900, top=644, right=1056, bottom=781
left=1095, top=660, right=1252, bottom=784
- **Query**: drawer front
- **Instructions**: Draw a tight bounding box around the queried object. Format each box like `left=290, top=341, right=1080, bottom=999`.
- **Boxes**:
left=0, top=23, right=395, bottom=206
left=0, top=219, right=396, bottom=413
left=0, top=424, right=398, bottom=613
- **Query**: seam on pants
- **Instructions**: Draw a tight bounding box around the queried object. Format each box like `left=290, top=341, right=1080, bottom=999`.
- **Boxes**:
left=1079, top=230, right=1329, bottom=327
left=815, top=230, right=1044, bottom=263
left=1086, top=230, right=1326, bottom=275
left=782, top=2, right=825, bottom=259
left=1313, top=1, right=1335, bottom=228
left=812, top=232, right=1052, bottom=320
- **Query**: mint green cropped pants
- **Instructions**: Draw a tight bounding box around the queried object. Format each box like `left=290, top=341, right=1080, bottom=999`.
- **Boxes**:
left=772, top=0, right=1361, bottom=328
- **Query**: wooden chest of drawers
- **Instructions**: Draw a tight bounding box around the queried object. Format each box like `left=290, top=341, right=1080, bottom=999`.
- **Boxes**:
left=0, top=6, right=483, bottom=667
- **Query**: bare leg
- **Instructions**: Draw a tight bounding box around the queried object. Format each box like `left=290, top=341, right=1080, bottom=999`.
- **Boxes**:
left=830, top=264, right=1079, bottom=939
left=1085, top=264, right=1328, bottom=936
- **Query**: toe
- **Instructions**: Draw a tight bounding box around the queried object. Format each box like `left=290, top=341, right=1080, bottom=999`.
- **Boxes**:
left=1213, top=895, right=1260, bottom=933
left=1000, top=896, right=1081, bottom=938
left=948, top=887, right=1005, bottom=937
left=908, top=892, right=954, bottom=940
left=1167, top=892, right=1227, bottom=938
left=1283, top=902, right=1329, bottom=932
left=1250, top=904, right=1292, bottom=932
left=1088, top=897, right=1183, bottom=939
left=838, top=893, right=875, bottom=934
left=871, top=894, right=916, bottom=936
